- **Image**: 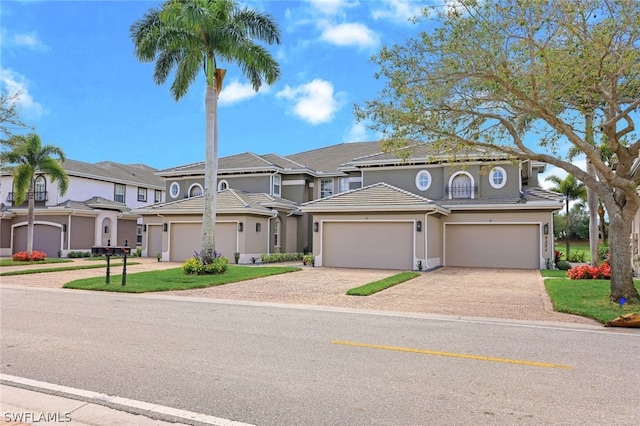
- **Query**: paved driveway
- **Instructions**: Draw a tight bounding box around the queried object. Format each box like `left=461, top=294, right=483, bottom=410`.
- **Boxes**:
left=0, top=258, right=597, bottom=324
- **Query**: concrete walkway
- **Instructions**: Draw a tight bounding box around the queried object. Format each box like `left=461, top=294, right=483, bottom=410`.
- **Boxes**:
left=1, top=258, right=599, bottom=425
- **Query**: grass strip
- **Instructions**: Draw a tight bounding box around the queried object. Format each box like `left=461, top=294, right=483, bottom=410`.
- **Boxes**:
left=0, top=262, right=140, bottom=276
left=0, top=258, right=73, bottom=267
left=63, top=265, right=301, bottom=293
left=544, top=277, right=639, bottom=324
left=346, top=272, right=420, bottom=296
left=540, top=269, right=569, bottom=278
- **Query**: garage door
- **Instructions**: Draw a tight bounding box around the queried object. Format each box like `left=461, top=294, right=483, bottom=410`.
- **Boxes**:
left=147, top=225, right=163, bottom=259
left=169, top=222, right=237, bottom=262
left=322, top=222, right=413, bottom=270
left=445, top=224, right=539, bottom=269
left=13, top=224, right=62, bottom=258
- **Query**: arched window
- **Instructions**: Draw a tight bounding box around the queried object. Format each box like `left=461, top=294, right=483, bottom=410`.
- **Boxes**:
left=218, top=180, right=229, bottom=191
left=449, top=172, right=474, bottom=199
left=188, top=184, right=203, bottom=197
left=34, top=175, right=46, bottom=201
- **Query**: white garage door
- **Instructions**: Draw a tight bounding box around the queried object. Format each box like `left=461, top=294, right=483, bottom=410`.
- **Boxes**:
left=322, top=222, right=413, bottom=270
left=170, top=223, right=237, bottom=262
left=445, top=224, right=539, bottom=269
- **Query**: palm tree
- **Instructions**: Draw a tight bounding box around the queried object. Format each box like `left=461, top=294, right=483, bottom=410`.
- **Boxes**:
left=1, top=133, right=69, bottom=254
left=131, top=0, right=280, bottom=263
left=546, top=174, right=587, bottom=262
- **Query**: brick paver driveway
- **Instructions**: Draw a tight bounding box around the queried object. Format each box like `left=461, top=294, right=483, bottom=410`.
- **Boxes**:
left=0, top=258, right=596, bottom=325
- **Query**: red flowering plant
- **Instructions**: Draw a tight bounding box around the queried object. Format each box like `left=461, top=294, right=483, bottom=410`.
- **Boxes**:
left=12, top=251, right=47, bottom=262
left=567, top=262, right=611, bottom=280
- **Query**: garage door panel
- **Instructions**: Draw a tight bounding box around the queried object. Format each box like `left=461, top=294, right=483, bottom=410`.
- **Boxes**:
left=170, top=223, right=237, bottom=262
left=14, top=224, right=61, bottom=258
left=445, top=224, right=539, bottom=269
left=323, top=222, right=413, bottom=270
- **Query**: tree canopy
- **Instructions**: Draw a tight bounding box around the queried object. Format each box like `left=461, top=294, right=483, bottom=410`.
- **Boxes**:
left=357, top=0, right=640, bottom=302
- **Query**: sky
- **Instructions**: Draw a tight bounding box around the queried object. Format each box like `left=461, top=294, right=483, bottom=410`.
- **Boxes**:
left=0, top=0, right=441, bottom=171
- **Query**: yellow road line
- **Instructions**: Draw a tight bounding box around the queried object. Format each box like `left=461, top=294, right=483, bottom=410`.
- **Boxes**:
left=331, top=340, right=572, bottom=370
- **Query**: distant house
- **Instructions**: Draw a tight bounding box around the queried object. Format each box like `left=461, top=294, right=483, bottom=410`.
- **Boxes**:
left=0, top=160, right=165, bottom=257
left=139, top=142, right=563, bottom=269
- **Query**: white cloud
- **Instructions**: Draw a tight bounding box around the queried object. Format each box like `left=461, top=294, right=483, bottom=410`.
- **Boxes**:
left=371, top=0, right=423, bottom=23
left=276, top=79, right=343, bottom=125
left=218, top=80, right=269, bottom=106
left=304, top=0, right=357, bottom=16
left=344, top=119, right=374, bottom=142
left=319, top=22, right=379, bottom=48
left=2, top=29, right=50, bottom=51
left=0, top=68, right=44, bottom=121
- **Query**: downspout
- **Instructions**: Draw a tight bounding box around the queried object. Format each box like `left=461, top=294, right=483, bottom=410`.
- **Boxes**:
left=67, top=210, right=75, bottom=253
left=267, top=210, right=278, bottom=254
left=423, top=210, right=439, bottom=270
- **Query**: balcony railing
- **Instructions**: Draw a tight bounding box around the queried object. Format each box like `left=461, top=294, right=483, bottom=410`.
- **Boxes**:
left=6, top=191, right=48, bottom=204
left=446, top=184, right=478, bottom=199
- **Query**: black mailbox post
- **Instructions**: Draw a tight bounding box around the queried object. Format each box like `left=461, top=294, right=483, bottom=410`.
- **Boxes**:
left=91, top=240, right=131, bottom=286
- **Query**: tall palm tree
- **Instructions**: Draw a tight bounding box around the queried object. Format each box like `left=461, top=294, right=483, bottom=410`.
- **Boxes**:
left=1, top=133, right=69, bottom=254
left=546, top=174, right=587, bottom=262
left=131, top=0, right=280, bottom=263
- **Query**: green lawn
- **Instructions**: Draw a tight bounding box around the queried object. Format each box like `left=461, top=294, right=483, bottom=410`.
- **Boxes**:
left=541, top=269, right=639, bottom=323
left=0, top=258, right=73, bottom=267
left=0, top=262, right=139, bottom=276
left=63, top=265, right=301, bottom=293
left=554, top=240, right=608, bottom=263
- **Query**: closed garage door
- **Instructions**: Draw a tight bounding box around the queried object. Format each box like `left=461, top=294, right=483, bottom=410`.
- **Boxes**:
left=170, top=222, right=237, bottom=261
left=322, top=222, right=413, bottom=270
left=14, top=224, right=62, bottom=258
left=445, top=224, right=539, bottom=269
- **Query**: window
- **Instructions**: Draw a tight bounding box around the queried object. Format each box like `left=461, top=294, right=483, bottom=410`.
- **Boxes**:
left=188, top=184, right=203, bottom=197
left=136, top=225, right=143, bottom=245
left=34, top=175, right=47, bottom=201
left=449, top=172, right=474, bottom=199
left=320, top=179, right=333, bottom=198
left=489, top=167, right=507, bottom=189
left=137, top=187, right=147, bottom=202
left=169, top=182, right=180, bottom=199
left=154, top=190, right=162, bottom=203
left=274, top=218, right=280, bottom=247
left=415, top=170, right=432, bottom=191
left=115, top=184, right=125, bottom=203
left=339, top=177, right=350, bottom=193
left=218, top=180, right=229, bottom=191
left=272, top=175, right=281, bottom=197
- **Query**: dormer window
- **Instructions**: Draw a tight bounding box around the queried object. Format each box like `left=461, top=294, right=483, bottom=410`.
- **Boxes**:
left=188, top=184, right=203, bottom=197
left=489, top=167, right=507, bottom=189
left=169, top=182, right=180, bottom=199
left=218, top=180, right=229, bottom=191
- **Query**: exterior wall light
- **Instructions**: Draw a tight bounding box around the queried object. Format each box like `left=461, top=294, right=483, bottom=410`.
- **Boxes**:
left=416, top=220, right=422, bottom=232
left=238, top=222, right=244, bottom=232
left=543, top=223, right=549, bottom=235
left=313, top=222, right=319, bottom=232
left=256, top=223, right=261, bottom=232
left=163, top=223, right=168, bottom=232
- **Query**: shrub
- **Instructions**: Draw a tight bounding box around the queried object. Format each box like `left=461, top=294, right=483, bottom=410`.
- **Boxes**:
left=554, top=250, right=562, bottom=266
left=68, top=251, right=91, bottom=258
left=12, top=251, right=47, bottom=262
left=182, top=252, right=228, bottom=275
left=234, top=252, right=240, bottom=264
left=556, top=260, right=572, bottom=270
left=567, top=250, right=586, bottom=263
left=567, top=262, right=611, bottom=280
left=598, top=244, right=609, bottom=261
left=260, top=252, right=304, bottom=263
left=302, top=254, right=315, bottom=266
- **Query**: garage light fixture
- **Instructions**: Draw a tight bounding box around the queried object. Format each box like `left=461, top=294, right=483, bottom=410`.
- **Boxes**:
left=163, top=223, right=168, bottom=232
left=256, top=223, right=261, bottom=232
left=543, top=223, right=549, bottom=235
left=313, top=222, right=319, bottom=232
left=416, top=220, right=422, bottom=232
left=238, top=222, right=244, bottom=232
left=62, top=224, right=67, bottom=232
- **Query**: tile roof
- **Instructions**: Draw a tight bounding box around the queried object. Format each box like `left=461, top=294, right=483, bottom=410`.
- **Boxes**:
left=61, top=159, right=164, bottom=188
left=301, top=182, right=449, bottom=213
left=348, top=144, right=512, bottom=167
left=285, top=141, right=384, bottom=174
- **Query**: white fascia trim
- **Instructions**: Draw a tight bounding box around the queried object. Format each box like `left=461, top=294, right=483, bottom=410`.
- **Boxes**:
left=282, top=180, right=306, bottom=186
left=301, top=205, right=449, bottom=214
left=444, top=203, right=562, bottom=211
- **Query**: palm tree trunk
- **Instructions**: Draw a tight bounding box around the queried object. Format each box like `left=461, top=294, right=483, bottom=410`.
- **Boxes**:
left=201, top=83, right=218, bottom=263
left=27, top=184, right=35, bottom=254
left=565, top=200, right=571, bottom=262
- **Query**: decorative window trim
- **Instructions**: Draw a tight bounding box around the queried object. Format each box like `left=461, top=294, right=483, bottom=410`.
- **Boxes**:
left=415, top=170, right=432, bottom=191
left=169, top=182, right=180, bottom=199
left=137, top=187, right=147, bottom=202
left=489, top=167, right=507, bottom=189
left=154, top=189, right=162, bottom=203
left=448, top=171, right=475, bottom=199
left=218, top=179, right=229, bottom=191
left=114, top=183, right=126, bottom=204
left=272, top=175, right=281, bottom=197
left=188, top=183, right=204, bottom=197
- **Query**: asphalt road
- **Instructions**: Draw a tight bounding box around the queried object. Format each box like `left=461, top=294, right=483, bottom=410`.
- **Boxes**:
left=1, top=287, right=639, bottom=425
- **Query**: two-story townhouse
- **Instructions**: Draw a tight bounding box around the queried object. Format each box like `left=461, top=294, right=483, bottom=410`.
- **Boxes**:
left=137, top=141, right=563, bottom=269
left=0, top=160, right=165, bottom=257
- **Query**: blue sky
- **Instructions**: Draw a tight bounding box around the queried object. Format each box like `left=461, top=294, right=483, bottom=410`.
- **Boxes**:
left=1, top=0, right=437, bottom=170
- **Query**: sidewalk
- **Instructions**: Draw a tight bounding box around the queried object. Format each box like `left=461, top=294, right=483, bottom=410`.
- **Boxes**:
left=0, top=375, right=249, bottom=426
